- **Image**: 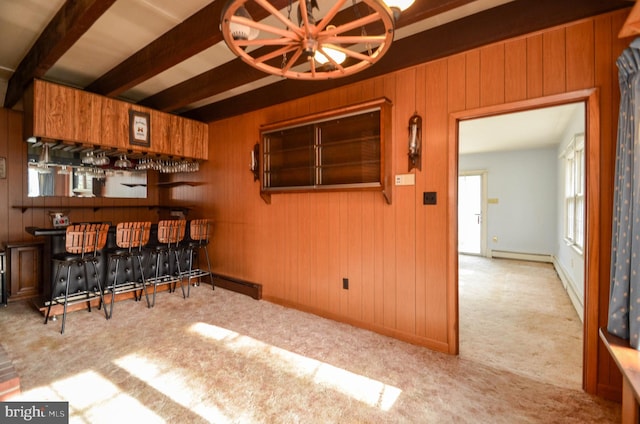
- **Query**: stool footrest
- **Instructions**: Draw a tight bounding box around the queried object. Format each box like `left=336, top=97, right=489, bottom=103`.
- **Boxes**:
left=45, top=291, right=102, bottom=307
left=144, top=275, right=181, bottom=285
left=105, top=282, right=146, bottom=295
left=179, top=269, right=211, bottom=279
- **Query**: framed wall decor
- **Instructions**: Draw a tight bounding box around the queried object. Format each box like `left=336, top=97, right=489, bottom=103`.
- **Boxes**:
left=129, top=110, right=151, bottom=147
left=0, top=157, right=5, bottom=179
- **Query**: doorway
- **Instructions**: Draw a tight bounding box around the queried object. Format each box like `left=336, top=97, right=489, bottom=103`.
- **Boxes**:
left=458, top=172, right=486, bottom=256
left=455, top=99, right=587, bottom=389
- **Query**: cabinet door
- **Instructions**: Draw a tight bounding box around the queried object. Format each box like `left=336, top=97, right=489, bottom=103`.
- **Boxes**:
left=31, top=79, right=47, bottom=137
left=183, top=119, right=208, bottom=159
left=169, top=114, right=184, bottom=157
left=101, top=97, right=128, bottom=149
left=8, top=242, right=42, bottom=301
left=45, top=82, right=76, bottom=141
left=75, top=90, right=102, bottom=145
left=150, top=110, right=170, bottom=155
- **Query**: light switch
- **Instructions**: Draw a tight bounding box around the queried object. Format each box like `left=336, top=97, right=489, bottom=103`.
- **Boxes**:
left=395, top=174, right=415, bottom=186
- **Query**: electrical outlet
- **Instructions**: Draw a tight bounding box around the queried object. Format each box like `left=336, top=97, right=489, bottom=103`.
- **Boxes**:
left=423, top=191, right=437, bottom=205
left=342, top=278, right=349, bottom=290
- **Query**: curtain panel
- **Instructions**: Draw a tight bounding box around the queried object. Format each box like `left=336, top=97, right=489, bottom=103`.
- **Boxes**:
left=608, top=39, right=640, bottom=348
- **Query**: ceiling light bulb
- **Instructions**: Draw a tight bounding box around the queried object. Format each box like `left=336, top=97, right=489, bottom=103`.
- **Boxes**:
left=229, top=6, right=259, bottom=41
left=315, top=46, right=347, bottom=65
left=383, top=0, right=415, bottom=12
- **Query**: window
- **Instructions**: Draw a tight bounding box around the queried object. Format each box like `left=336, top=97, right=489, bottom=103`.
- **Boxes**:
left=564, top=133, right=585, bottom=252
left=260, top=98, right=392, bottom=202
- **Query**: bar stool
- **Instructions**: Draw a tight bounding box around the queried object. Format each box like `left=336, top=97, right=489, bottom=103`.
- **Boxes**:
left=104, top=222, right=151, bottom=319
left=181, top=219, right=214, bottom=292
left=44, top=223, right=109, bottom=334
left=148, top=219, right=186, bottom=307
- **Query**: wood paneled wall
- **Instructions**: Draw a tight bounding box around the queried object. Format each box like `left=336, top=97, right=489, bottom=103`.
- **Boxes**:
left=190, top=9, right=631, bottom=400
left=0, top=108, right=162, bottom=246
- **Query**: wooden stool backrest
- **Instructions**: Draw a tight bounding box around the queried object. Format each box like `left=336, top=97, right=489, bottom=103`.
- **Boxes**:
left=116, top=222, right=151, bottom=250
left=157, top=220, right=186, bottom=245
left=190, top=219, right=211, bottom=243
left=65, top=223, right=109, bottom=256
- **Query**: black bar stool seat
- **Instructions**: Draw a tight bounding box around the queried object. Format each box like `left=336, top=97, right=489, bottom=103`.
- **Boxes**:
left=104, top=221, right=152, bottom=318
left=147, top=219, right=186, bottom=307
left=180, top=219, right=214, bottom=292
left=44, top=223, right=109, bottom=334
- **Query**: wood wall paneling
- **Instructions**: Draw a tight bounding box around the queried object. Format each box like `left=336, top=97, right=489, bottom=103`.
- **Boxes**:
left=542, top=28, right=567, bottom=95
left=0, top=110, right=8, bottom=246
left=480, top=44, right=506, bottom=106
left=465, top=50, right=480, bottom=109
left=566, top=20, right=596, bottom=91
left=526, top=35, right=544, bottom=99
left=504, top=38, right=528, bottom=103
left=394, top=68, right=417, bottom=335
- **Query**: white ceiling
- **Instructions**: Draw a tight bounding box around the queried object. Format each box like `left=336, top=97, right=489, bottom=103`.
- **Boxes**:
left=458, top=102, right=585, bottom=154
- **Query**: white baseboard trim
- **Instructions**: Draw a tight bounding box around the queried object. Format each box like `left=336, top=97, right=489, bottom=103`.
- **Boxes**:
left=552, top=257, right=584, bottom=323
left=489, top=250, right=553, bottom=263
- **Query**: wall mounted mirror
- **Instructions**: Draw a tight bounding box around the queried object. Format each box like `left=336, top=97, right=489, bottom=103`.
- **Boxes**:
left=27, top=143, right=147, bottom=198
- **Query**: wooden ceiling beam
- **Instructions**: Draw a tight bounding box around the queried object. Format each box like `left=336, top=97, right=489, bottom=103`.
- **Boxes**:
left=85, top=0, right=292, bottom=97
left=140, top=0, right=476, bottom=112
left=3, top=0, right=116, bottom=108
left=184, top=0, right=631, bottom=122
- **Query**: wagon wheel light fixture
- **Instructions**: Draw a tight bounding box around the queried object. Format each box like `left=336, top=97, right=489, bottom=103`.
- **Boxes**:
left=220, top=0, right=415, bottom=80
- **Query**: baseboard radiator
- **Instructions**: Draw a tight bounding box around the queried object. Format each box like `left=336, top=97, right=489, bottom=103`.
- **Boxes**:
left=490, top=250, right=553, bottom=263
left=552, top=258, right=584, bottom=322
left=212, top=273, right=262, bottom=300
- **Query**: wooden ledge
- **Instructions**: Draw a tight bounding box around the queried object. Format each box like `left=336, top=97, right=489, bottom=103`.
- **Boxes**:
left=600, top=328, right=640, bottom=423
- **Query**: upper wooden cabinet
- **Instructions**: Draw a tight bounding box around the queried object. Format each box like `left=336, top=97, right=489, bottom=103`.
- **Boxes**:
left=23, top=79, right=208, bottom=160
left=260, top=98, right=393, bottom=204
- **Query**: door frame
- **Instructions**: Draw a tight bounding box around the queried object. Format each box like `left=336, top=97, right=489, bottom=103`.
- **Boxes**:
left=447, top=88, right=600, bottom=393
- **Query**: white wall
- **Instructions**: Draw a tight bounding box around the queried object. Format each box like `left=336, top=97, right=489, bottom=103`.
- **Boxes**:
left=459, top=147, right=558, bottom=256
left=555, top=103, right=586, bottom=320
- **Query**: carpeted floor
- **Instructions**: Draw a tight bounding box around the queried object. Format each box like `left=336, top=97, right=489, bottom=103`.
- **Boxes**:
left=0, top=257, right=620, bottom=423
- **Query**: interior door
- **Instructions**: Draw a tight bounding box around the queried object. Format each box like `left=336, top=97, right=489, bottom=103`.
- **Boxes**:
left=458, top=173, right=483, bottom=255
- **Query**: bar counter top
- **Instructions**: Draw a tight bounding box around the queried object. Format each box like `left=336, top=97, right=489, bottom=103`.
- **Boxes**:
left=26, top=227, right=68, bottom=237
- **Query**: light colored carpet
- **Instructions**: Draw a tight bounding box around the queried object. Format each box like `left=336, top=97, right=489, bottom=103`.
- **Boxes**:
left=0, top=257, right=620, bottom=423
left=459, top=255, right=583, bottom=390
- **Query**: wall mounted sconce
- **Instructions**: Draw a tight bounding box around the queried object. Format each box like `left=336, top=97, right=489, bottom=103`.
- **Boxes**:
left=250, top=143, right=259, bottom=181
left=408, top=113, right=422, bottom=171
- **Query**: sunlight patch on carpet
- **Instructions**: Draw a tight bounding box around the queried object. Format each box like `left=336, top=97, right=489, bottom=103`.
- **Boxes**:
left=17, top=370, right=163, bottom=423
left=114, top=353, right=234, bottom=423
left=189, top=322, right=402, bottom=410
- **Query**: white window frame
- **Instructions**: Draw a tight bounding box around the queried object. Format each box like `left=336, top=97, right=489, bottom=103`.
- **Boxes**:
left=563, top=133, right=585, bottom=254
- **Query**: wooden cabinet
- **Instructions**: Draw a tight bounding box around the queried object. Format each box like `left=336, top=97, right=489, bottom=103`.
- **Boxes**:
left=183, top=117, right=208, bottom=159
left=23, top=79, right=209, bottom=160
left=6, top=240, right=43, bottom=302
left=151, top=109, right=171, bottom=155
left=75, top=89, right=102, bottom=144
left=260, top=97, right=392, bottom=203
left=100, top=97, right=129, bottom=150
